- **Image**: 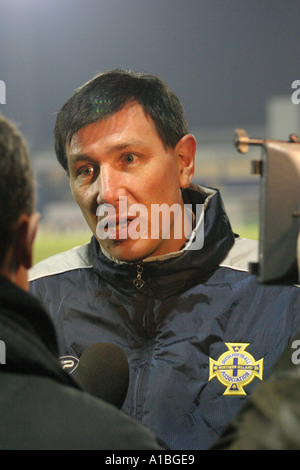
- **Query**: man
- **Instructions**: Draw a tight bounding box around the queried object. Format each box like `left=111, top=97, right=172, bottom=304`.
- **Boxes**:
left=0, top=112, right=162, bottom=450
left=29, top=69, right=300, bottom=450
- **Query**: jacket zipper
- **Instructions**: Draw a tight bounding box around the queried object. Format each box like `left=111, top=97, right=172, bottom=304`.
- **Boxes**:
left=133, top=263, right=145, bottom=290
left=132, top=262, right=150, bottom=420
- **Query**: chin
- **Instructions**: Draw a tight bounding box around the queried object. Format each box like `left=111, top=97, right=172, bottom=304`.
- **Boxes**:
left=100, top=239, right=162, bottom=263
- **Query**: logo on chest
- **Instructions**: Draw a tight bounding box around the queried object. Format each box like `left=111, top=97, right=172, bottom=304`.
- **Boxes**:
left=209, top=343, right=264, bottom=395
left=59, top=356, right=79, bottom=374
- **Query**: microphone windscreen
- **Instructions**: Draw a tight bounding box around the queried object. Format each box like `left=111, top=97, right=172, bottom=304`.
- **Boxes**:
left=76, top=343, right=129, bottom=409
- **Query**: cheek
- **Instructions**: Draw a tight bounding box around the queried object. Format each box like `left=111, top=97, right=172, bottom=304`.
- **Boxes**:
left=71, top=183, right=96, bottom=214
left=140, top=163, right=179, bottom=198
left=143, top=174, right=181, bottom=205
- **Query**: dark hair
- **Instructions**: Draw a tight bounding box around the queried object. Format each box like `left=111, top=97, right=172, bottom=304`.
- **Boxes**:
left=54, top=69, right=189, bottom=172
left=0, top=114, right=35, bottom=267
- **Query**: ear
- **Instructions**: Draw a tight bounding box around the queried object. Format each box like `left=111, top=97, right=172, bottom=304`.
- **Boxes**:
left=14, top=212, right=40, bottom=270
left=175, top=134, right=196, bottom=189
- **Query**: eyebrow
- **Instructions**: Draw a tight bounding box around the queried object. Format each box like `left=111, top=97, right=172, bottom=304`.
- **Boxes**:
left=68, top=153, right=97, bottom=168
left=105, top=140, right=145, bottom=154
left=69, top=140, right=145, bottom=164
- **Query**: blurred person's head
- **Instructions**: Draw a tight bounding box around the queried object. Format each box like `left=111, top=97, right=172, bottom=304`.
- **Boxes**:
left=0, top=114, right=39, bottom=290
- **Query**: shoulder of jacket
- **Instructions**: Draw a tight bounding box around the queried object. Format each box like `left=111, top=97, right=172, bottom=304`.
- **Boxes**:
left=220, top=237, right=300, bottom=288
left=220, top=237, right=258, bottom=273
left=29, top=243, right=92, bottom=282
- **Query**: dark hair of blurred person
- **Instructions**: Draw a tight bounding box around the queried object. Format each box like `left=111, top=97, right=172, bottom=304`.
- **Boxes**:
left=0, top=113, right=163, bottom=450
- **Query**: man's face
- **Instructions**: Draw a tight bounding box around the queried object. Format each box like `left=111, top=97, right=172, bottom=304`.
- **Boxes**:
left=66, top=102, right=195, bottom=262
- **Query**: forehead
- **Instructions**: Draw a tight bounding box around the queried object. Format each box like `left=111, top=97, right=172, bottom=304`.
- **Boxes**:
left=67, top=102, right=160, bottom=156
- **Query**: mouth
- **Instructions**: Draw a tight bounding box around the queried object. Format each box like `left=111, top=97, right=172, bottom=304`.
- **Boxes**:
left=97, top=215, right=136, bottom=241
left=95, top=199, right=150, bottom=242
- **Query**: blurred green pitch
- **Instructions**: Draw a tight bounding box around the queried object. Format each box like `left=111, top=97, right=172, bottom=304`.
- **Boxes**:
left=33, top=231, right=92, bottom=265
left=33, top=223, right=258, bottom=265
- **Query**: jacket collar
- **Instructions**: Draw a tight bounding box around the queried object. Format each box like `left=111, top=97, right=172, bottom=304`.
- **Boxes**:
left=0, top=275, right=79, bottom=387
left=90, top=185, right=235, bottom=294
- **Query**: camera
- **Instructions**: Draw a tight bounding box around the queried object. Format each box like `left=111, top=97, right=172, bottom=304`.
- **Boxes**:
left=234, top=129, right=300, bottom=285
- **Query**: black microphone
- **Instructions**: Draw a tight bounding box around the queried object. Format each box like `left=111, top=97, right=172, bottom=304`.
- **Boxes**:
left=76, top=343, right=129, bottom=409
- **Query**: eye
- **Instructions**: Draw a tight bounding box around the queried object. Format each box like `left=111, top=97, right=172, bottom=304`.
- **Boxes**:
left=78, top=166, right=94, bottom=178
left=123, top=153, right=136, bottom=164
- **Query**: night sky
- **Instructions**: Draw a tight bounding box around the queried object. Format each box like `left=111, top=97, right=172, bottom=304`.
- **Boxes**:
left=0, top=0, right=300, bottom=153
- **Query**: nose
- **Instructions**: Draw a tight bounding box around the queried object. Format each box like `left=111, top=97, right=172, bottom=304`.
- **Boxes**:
left=96, top=164, right=127, bottom=206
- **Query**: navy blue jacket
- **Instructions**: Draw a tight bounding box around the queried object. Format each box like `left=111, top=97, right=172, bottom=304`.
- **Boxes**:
left=0, top=276, right=162, bottom=450
left=29, top=185, right=300, bottom=450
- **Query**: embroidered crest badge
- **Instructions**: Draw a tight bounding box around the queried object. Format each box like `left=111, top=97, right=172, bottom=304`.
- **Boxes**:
left=209, top=343, right=264, bottom=396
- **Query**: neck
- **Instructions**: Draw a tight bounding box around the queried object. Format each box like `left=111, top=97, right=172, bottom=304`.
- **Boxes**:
left=0, top=265, right=28, bottom=292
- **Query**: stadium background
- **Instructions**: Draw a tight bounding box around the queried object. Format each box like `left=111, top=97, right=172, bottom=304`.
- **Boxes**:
left=0, top=0, right=299, bottom=263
